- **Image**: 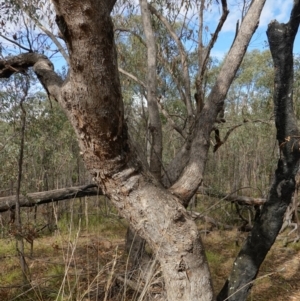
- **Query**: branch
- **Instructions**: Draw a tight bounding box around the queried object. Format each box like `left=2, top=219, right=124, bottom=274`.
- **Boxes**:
left=156, top=98, right=186, bottom=139
left=116, top=27, right=187, bottom=114
left=0, top=53, right=64, bottom=102
left=22, top=12, right=33, bottom=51
left=218, top=2, right=300, bottom=299
left=37, top=21, right=69, bottom=64
left=290, top=0, right=300, bottom=35
left=190, top=213, right=234, bottom=230
left=0, top=184, right=101, bottom=213
left=0, top=183, right=265, bottom=215
left=148, top=3, right=193, bottom=119
left=115, top=28, right=146, bottom=46
left=0, top=34, right=32, bottom=52
left=13, top=0, right=69, bottom=63
left=169, top=0, right=267, bottom=206
left=118, top=67, right=146, bottom=89
left=140, top=0, right=163, bottom=180
left=197, top=0, right=229, bottom=91
left=157, top=50, right=187, bottom=107
left=198, top=188, right=265, bottom=206
left=213, top=119, right=272, bottom=153
left=0, top=53, right=43, bottom=78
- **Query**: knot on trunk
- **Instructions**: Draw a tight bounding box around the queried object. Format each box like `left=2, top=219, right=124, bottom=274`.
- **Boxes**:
left=173, top=208, right=186, bottom=224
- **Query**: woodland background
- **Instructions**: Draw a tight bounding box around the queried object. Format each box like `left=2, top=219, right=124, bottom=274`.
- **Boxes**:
left=0, top=0, right=300, bottom=300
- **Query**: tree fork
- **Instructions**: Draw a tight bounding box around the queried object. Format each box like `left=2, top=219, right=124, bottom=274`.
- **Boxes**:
left=50, top=1, right=215, bottom=300
left=0, top=1, right=269, bottom=300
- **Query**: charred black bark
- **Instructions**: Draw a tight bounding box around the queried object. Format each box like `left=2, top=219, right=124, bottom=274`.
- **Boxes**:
left=217, top=2, right=300, bottom=301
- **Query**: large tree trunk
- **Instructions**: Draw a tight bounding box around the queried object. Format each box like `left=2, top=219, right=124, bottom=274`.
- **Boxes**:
left=50, top=1, right=214, bottom=300
left=217, top=2, right=300, bottom=300
left=0, top=0, right=267, bottom=300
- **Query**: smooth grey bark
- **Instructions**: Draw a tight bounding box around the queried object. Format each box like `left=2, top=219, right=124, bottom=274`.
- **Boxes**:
left=196, top=0, right=229, bottom=114
left=169, top=0, right=267, bottom=206
left=140, top=0, right=163, bottom=180
left=217, top=2, right=300, bottom=300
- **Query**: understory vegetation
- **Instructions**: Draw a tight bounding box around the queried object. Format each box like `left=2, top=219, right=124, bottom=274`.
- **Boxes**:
left=0, top=0, right=300, bottom=299
left=1, top=51, right=300, bottom=301
left=0, top=197, right=300, bottom=300
left=0, top=51, right=300, bottom=301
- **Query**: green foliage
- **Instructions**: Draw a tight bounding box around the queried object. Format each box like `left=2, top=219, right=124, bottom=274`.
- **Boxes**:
left=226, top=50, right=274, bottom=117
left=0, top=74, right=84, bottom=195
left=204, top=50, right=300, bottom=198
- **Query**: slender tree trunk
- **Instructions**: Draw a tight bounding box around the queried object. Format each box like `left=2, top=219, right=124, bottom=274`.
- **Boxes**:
left=128, top=0, right=163, bottom=274
left=217, top=2, right=300, bottom=300
left=140, top=0, right=162, bottom=180
left=16, top=82, right=30, bottom=283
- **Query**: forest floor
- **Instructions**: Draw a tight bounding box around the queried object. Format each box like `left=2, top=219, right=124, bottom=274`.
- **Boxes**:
left=0, top=210, right=299, bottom=300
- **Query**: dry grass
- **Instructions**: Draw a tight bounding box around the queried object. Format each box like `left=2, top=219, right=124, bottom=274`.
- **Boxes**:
left=202, top=229, right=300, bottom=301
left=1, top=206, right=300, bottom=300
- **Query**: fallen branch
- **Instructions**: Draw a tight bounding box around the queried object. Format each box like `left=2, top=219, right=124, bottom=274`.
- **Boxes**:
left=197, top=188, right=266, bottom=206
left=0, top=184, right=101, bottom=212
left=0, top=184, right=266, bottom=214
left=190, top=213, right=233, bottom=230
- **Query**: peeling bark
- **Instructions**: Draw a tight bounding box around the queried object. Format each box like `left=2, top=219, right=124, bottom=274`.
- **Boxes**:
left=47, top=1, right=215, bottom=300
left=0, top=0, right=269, bottom=300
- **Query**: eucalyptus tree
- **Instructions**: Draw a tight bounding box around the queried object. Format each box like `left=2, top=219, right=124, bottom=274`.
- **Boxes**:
left=2, top=1, right=299, bottom=301
left=0, top=82, right=81, bottom=194
left=204, top=50, right=276, bottom=196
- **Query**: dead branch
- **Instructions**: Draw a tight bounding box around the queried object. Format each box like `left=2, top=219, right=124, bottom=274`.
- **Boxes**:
left=118, top=67, right=146, bottom=89
left=213, top=118, right=272, bottom=152
left=0, top=183, right=266, bottom=215
left=0, top=34, right=32, bottom=52
left=0, top=184, right=101, bottom=213
left=190, top=212, right=233, bottom=230
left=0, top=53, right=63, bottom=102
left=198, top=187, right=266, bottom=206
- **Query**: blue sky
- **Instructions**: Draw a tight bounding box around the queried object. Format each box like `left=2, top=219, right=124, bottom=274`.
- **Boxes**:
left=0, top=0, right=298, bottom=70
left=210, top=0, right=300, bottom=60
